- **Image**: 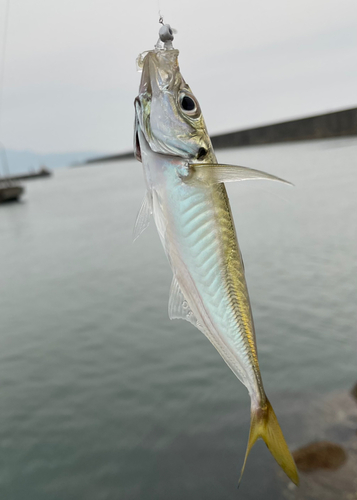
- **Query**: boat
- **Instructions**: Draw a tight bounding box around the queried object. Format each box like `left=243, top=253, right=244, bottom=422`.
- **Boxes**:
left=0, top=181, right=24, bottom=203
left=0, top=144, right=25, bottom=203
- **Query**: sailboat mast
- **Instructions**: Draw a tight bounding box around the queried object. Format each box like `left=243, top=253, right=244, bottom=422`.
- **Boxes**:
left=0, top=0, right=11, bottom=179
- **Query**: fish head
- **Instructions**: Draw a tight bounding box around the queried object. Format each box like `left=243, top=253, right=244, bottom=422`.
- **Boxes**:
left=134, top=42, right=213, bottom=163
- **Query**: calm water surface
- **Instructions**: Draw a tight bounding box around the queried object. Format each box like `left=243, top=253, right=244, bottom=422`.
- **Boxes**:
left=0, top=138, right=356, bottom=499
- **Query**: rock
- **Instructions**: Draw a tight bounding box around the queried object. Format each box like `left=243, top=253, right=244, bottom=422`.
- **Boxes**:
left=293, top=441, right=347, bottom=472
left=278, top=391, right=357, bottom=500
left=351, top=382, right=357, bottom=403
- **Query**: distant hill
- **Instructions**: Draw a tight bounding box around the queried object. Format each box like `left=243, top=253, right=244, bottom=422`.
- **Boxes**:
left=0, top=150, right=113, bottom=176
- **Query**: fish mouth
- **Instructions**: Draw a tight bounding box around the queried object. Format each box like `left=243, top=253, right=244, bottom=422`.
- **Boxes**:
left=139, top=49, right=180, bottom=95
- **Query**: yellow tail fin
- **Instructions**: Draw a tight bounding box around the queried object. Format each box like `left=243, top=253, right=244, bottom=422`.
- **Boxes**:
left=240, top=398, right=299, bottom=486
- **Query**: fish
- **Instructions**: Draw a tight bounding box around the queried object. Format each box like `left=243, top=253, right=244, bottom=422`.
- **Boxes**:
left=133, top=22, right=299, bottom=486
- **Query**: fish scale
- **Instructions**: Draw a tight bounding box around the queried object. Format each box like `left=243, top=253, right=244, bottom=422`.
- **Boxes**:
left=166, top=172, right=257, bottom=384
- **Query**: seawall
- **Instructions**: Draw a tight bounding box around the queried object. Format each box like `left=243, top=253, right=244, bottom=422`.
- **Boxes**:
left=211, top=107, right=357, bottom=149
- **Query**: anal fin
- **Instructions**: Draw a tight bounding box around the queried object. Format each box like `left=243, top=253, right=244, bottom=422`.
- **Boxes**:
left=168, top=276, right=198, bottom=328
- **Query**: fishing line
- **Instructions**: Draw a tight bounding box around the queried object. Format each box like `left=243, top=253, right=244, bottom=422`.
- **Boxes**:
left=0, top=0, right=10, bottom=135
left=157, top=0, right=162, bottom=25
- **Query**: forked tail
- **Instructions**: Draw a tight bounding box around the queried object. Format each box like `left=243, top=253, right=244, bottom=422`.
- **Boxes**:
left=239, top=398, right=299, bottom=486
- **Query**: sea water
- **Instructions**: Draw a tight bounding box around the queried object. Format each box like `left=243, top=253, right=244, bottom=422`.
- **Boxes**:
left=0, top=137, right=356, bottom=499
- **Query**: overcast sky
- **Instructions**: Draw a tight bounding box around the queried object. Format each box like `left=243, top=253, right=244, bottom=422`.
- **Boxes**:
left=0, top=0, right=356, bottom=154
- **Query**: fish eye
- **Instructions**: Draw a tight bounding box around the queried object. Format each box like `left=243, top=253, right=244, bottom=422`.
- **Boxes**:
left=179, top=93, right=200, bottom=117
left=181, top=96, right=195, bottom=111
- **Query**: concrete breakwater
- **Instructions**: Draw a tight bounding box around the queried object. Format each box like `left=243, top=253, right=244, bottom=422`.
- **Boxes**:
left=86, top=151, right=133, bottom=164
left=211, top=107, right=357, bottom=149
left=84, top=107, right=357, bottom=165
left=0, top=167, right=52, bottom=182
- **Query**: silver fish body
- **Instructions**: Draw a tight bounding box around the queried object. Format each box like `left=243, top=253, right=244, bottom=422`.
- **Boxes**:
left=134, top=27, right=298, bottom=486
left=138, top=129, right=263, bottom=405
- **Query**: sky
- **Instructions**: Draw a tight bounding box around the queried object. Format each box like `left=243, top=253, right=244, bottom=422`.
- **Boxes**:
left=0, top=0, right=356, bottom=155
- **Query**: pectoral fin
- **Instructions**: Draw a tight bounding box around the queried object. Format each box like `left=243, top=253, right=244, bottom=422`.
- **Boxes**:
left=133, top=191, right=152, bottom=242
left=187, top=163, right=292, bottom=186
